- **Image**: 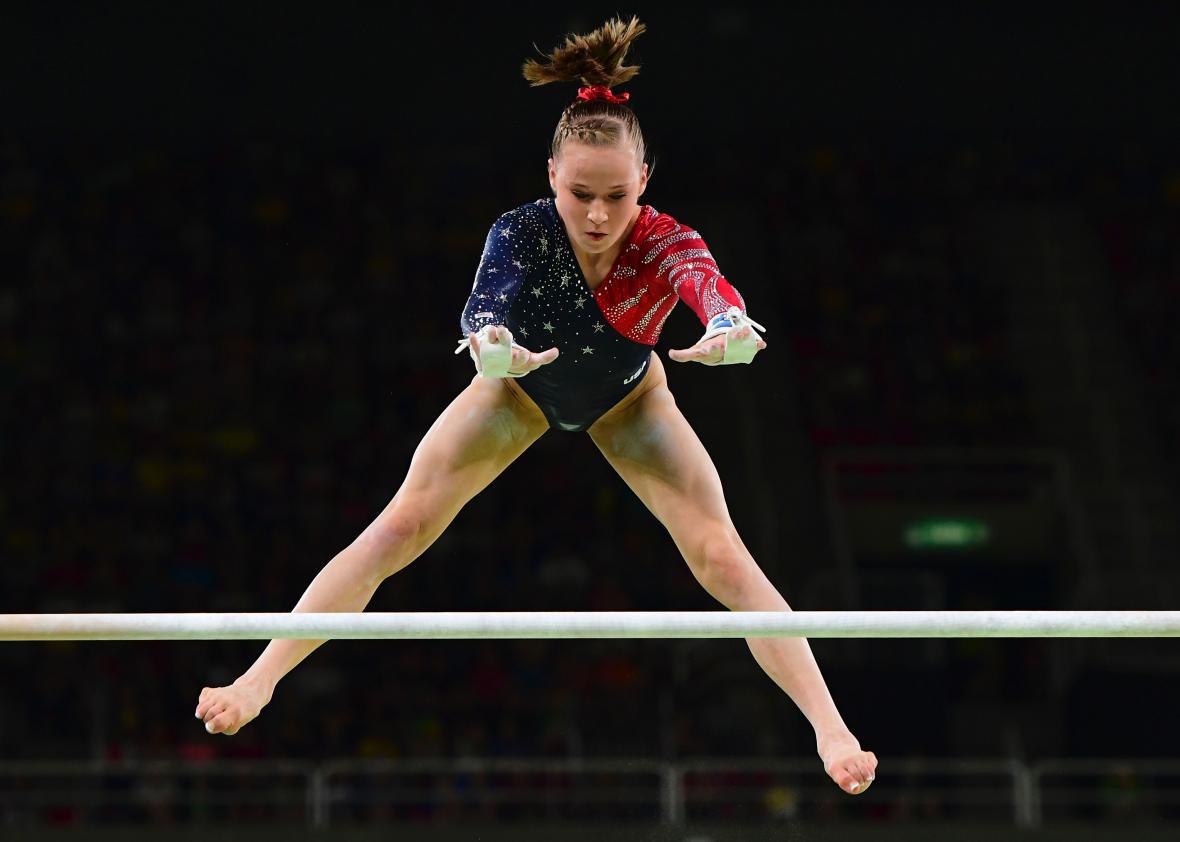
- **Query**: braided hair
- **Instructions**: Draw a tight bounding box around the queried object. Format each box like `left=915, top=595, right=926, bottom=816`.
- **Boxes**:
left=523, top=15, right=649, bottom=170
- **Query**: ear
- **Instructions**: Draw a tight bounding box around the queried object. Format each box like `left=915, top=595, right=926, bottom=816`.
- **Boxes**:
left=637, top=161, right=649, bottom=198
left=547, top=157, right=557, bottom=194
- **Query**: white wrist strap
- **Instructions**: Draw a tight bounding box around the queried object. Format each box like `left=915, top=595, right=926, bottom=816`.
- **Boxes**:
left=453, top=325, right=527, bottom=378
left=701, top=306, right=767, bottom=365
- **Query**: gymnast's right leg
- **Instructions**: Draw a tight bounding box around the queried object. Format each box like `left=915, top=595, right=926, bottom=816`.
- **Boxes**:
left=195, top=375, right=550, bottom=735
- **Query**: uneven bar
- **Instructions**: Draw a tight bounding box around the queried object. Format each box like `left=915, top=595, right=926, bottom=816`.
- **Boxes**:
left=1, top=611, right=1179, bottom=641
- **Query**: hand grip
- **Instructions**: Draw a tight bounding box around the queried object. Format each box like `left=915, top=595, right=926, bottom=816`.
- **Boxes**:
left=478, top=336, right=514, bottom=378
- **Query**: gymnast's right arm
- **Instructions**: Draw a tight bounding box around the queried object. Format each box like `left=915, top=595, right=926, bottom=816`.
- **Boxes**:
left=458, top=211, right=559, bottom=378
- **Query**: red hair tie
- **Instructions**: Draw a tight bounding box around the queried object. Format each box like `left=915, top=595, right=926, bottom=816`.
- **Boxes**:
left=576, top=85, right=631, bottom=104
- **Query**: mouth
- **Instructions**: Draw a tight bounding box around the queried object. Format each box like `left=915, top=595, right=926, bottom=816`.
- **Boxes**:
left=586, top=232, right=607, bottom=241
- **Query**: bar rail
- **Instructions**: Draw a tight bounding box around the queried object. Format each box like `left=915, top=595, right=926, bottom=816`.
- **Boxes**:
left=3, top=611, right=1180, bottom=640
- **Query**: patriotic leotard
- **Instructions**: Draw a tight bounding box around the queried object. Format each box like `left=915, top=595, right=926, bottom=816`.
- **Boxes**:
left=460, top=197, right=747, bottom=431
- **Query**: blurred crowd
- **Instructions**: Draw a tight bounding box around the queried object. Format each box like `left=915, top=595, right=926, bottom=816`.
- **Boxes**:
left=1094, top=156, right=1180, bottom=471
left=1, top=133, right=1177, bottom=780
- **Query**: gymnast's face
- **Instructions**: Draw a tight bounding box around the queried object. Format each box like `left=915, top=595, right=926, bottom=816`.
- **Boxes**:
left=548, top=140, right=648, bottom=258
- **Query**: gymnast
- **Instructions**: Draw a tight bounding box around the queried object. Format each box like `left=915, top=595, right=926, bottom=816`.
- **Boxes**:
left=196, top=15, right=877, bottom=795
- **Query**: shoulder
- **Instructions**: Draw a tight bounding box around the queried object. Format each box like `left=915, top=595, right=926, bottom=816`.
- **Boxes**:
left=631, top=206, right=707, bottom=262
left=492, top=198, right=556, bottom=232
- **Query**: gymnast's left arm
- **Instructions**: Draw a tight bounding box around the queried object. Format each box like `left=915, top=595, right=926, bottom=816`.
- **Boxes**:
left=666, top=242, right=768, bottom=366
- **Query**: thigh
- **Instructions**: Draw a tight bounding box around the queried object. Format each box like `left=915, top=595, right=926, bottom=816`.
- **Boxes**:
left=587, top=357, right=739, bottom=554
left=377, top=374, right=550, bottom=541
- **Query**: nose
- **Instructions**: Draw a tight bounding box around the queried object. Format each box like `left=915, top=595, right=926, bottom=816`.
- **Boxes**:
left=587, top=202, right=608, bottom=226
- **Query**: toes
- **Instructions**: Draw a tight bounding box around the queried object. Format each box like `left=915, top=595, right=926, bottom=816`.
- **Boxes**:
left=861, top=752, right=878, bottom=781
left=201, top=701, right=227, bottom=726
left=845, top=763, right=867, bottom=791
left=831, top=766, right=859, bottom=794
left=206, top=709, right=237, bottom=735
left=852, top=755, right=876, bottom=791
left=824, top=747, right=878, bottom=795
left=837, top=762, right=873, bottom=795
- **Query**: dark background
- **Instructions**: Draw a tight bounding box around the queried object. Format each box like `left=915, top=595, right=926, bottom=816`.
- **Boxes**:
left=1, top=0, right=1178, bottom=827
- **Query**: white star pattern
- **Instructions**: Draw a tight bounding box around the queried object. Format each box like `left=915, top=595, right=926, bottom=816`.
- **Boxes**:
left=460, top=199, right=745, bottom=428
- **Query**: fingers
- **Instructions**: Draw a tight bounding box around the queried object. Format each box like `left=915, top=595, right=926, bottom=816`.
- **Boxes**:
left=508, top=345, right=559, bottom=374
left=510, top=345, right=533, bottom=370
left=669, top=344, right=724, bottom=364
left=470, top=326, right=509, bottom=351
left=669, top=347, right=713, bottom=362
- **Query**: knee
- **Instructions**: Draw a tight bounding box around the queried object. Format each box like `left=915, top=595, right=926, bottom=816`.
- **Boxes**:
left=694, top=531, right=757, bottom=606
left=363, top=505, right=429, bottom=578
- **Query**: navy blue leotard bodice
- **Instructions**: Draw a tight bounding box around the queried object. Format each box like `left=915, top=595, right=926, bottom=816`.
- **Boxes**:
left=459, top=198, right=747, bottom=432
left=459, top=200, right=651, bottom=431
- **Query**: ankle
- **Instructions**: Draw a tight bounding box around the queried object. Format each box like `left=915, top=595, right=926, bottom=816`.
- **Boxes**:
left=234, top=672, right=275, bottom=704
left=816, top=728, right=859, bottom=752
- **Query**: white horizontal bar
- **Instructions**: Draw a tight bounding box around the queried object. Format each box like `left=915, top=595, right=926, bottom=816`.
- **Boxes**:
left=1, top=611, right=1179, bottom=641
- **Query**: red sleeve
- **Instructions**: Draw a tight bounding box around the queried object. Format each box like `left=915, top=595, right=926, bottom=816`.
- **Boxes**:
left=646, top=216, right=746, bottom=326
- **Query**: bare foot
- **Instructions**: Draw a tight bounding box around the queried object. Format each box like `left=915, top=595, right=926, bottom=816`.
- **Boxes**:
left=818, top=731, right=878, bottom=795
left=195, top=676, right=272, bottom=735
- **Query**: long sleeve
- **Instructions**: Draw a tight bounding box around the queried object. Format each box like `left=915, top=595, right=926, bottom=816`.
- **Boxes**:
left=459, top=210, right=533, bottom=336
left=663, top=226, right=747, bottom=326
left=590, top=208, right=752, bottom=345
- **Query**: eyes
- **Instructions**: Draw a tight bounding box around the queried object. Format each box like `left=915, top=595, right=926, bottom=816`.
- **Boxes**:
left=572, top=191, right=627, bottom=202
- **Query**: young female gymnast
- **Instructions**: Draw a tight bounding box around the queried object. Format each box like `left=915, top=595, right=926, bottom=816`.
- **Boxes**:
left=196, top=15, right=877, bottom=795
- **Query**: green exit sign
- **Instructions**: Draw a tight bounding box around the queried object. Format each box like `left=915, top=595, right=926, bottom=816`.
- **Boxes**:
left=903, top=518, right=991, bottom=549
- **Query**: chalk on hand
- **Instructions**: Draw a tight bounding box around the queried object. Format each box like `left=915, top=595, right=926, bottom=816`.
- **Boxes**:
left=479, top=336, right=513, bottom=378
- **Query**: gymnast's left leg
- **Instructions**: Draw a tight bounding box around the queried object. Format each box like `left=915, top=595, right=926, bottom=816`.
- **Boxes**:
left=587, top=354, right=877, bottom=795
